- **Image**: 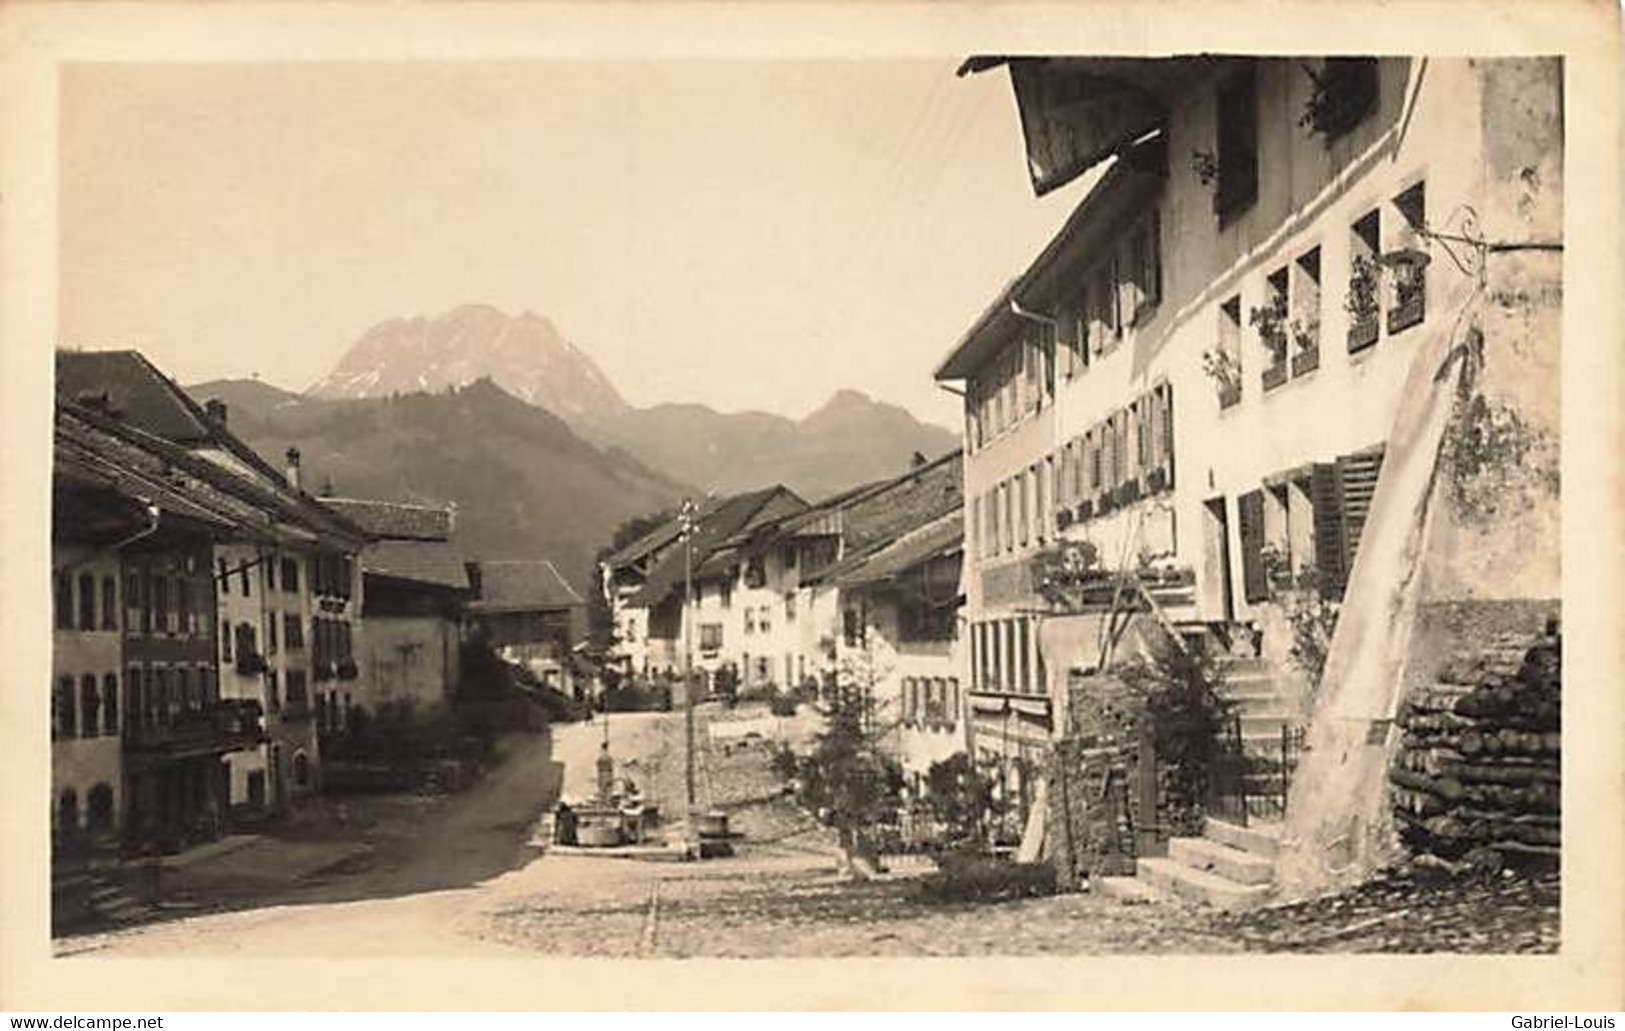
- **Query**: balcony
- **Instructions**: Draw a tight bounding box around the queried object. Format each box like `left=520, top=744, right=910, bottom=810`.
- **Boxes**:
left=125, top=698, right=265, bottom=760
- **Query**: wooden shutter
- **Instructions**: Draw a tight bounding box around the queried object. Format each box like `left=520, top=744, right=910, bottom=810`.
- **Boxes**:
left=1310, top=462, right=1348, bottom=597
left=1336, top=446, right=1386, bottom=577
left=1237, top=489, right=1268, bottom=604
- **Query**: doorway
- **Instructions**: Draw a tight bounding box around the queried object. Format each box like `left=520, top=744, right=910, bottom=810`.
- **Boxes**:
left=1203, top=496, right=1235, bottom=623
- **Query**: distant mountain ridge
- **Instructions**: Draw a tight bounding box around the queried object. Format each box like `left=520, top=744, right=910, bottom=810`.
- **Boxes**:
left=308, top=304, right=958, bottom=500
left=309, top=304, right=628, bottom=425
left=186, top=376, right=689, bottom=595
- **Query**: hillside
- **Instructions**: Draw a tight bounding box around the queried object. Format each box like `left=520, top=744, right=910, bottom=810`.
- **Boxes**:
left=306, top=304, right=959, bottom=501
left=579, top=389, right=959, bottom=500
left=186, top=377, right=691, bottom=594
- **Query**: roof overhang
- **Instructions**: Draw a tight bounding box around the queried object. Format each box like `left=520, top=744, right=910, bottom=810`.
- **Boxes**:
left=959, top=56, right=1218, bottom=197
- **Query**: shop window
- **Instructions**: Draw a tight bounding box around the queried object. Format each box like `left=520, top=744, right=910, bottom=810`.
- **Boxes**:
left=1291, top=247, right=1323, bottom=376
left=1348, top=210, right=1382, bottom=352
left=1389, top=181, right=1428, bottom=334
left=1214, top=64, right=1259, bottom=223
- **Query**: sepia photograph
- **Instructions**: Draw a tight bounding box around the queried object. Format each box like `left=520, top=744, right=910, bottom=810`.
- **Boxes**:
left=4, top=0, right=1621, bottom=1014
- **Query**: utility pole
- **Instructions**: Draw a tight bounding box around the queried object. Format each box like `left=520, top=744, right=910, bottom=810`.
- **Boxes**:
left=680, top=498, right=698, bottom=816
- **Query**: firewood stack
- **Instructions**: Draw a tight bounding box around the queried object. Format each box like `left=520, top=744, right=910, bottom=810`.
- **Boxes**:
left=1389, top=621, right=1561, bottom=871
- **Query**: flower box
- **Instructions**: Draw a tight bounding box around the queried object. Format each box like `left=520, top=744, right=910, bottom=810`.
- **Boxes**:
left=1147, top=467, right=1169, bottom=494
left=1075, top=500, right=1094, bottom=521
left=1387, top=293, right=1425, bottom=335
left=1262, top=362, right=1288, bottom=391
left=1218, top=382, right=1242, bottom=409
left=336, top=659, right=359, bottom=681
left=1056, top=509, right=1074, bottom=529
left=1347, top=315, right=1379, bottom=353
left=1291, top=347, right=1320, bottom=377
left=1119, top=481, right=1142, bottom=506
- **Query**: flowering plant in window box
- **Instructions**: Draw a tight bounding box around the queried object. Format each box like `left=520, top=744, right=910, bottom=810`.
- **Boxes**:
left=336, top=658, right=359, bottom=681
left=1097, top=492, right=1117, bottom=516
left=1290, top=317, right=1321, bottom=376
left=1345, top=255, right=1381, bottom=351
left=1056, top=508, right=1074, bottom=529
left=1189, top=149, right=1222, bottom=187
left=1119, top=480, right=1142, bottom=505
left=1075, top=499, right=1094, bottom=521
left=1147, top=466, right=1170, bottom=494
left=1251, top=297, right=1289, bottom=390
left=1203, top=348, right=1242, bottom=408
left=314, top=662, right=336, bottom=682
left=1386, top=250, right=1427, bottom=334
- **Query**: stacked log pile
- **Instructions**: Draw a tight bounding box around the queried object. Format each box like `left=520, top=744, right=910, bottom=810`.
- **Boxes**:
left=1390, top=623, right=1560, bottom=870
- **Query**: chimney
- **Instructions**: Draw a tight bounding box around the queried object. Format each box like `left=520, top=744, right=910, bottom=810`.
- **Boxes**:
left=285, top=447, right=302, bottom=491
left=204, top=398, right=228, bottom=425
left=910, top=450, right=928, bottom=469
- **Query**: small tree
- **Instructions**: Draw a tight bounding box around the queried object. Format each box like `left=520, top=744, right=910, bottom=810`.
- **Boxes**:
left=1118, top=640, right=1233, bottom=832
left=923, top=752, right=998, bottom=851
left=798, top=654, right=903, bottom=863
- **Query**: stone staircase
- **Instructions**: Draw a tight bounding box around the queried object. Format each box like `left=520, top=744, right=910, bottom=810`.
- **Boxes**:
left=1099, top=816, right=1280, bottom=910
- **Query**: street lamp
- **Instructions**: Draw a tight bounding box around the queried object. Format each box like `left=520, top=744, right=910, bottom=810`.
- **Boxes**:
left=678, top=498, right=700, bottom=817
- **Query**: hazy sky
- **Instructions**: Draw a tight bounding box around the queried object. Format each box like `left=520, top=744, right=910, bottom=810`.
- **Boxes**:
left=60, top=61, right=1091, bottom=429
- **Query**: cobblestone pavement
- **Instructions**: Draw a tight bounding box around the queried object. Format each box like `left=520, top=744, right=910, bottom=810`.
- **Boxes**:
left=66, top=704, right=1559, bottom=958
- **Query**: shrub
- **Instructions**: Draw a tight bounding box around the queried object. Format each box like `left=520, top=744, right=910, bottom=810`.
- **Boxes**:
left=768, top=692, right=799, bottom=717
left=917, top=853, right=1058, bottom=904
left=1119, top=640, right=1233, bottom=833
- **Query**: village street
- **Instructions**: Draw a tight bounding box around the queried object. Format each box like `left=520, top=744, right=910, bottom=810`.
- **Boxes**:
left=57, top=703, right=1558, bottom=959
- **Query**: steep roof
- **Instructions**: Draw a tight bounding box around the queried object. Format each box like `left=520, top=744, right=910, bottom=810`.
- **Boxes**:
left=800, top=449, right=963, bottom=584
left=625, top=485, right=806, bottom=607
left=366, top=539, right=470, bottom=591
left=322, top=497, right=453, bottom=541
left=829, top=507, right=963, bottom=587
left=468, top=559, right=584, bottom=612
left=55, top=349, right=367, bottom=549
left=602, top=495, right=726, bottom=571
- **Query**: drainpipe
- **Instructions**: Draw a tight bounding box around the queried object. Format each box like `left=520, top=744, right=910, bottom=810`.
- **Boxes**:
left=55, top=501, right=161, bottom=575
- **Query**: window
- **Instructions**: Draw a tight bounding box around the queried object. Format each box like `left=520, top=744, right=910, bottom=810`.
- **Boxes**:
left=1389, top=182, right=1427, bottom=334
left=1291, top=247, right=1323, bottom=376
left=176, top=668, right=192, bottom=713
left=152, top=667, right=170, bottom=724
left=784, top=592, right=797, bottom=622
left=1259, top=266, right=1290, bottom=390
left=55, top=574, right=72, bottom=630
left=77, top=573, right=95, bottom=629
left=239, top=561, right=251, bottom=597
left=1088, top=260, right=1120, bottom=356
left=57, top=676, right=77, bottom=738
left=221, top=620, right=233, bottom=662
left=281, top=557, right=300, bottom=593
left=267, top=613, right=279, bottom=653
left=267, top=670, right=280, bottom=711
left=1310, top=447, right=1387, bottom=600
left=1217, top=296, right=1243, bottom=408
left=125, top=667, right=144, bottom=732
left=1348, top=210, right=1382, bottom=352
left=758, top=607, right=772, bottom=634
left=101, top=576, right=117, bottom=630
left=103, top=673, right=119, bottom=736
left=699, top=623, right=723, bottom=652
left=177, top=579, right=191, bottom=636
left=130, top=572, right=149, bottom=633
left=1018, top=471, right=1030, bottom=548
left=901, top=602, right=956, bottom=642
left=744, top=607, right=756, bottom=635
left=1119, top=211, right=1163, bottom=328
left=153, top=577, right=169, bottom=633
left=287, top=669, right=309, bottom=707
left=80, top=674, right=100, bottom=738
left=1214, top=64, right=1259, bottom=222
left=719, top=579, right=732, bottom=610
left=1237, top=489, right=1269, bottom=604
left=284, top=613, right=304, bottom=649
left=842, top=608, right=865, bottom=648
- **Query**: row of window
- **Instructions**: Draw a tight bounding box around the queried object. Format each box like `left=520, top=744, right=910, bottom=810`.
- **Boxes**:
left=743, top=606, right=774, bottom=635
left=970, top=383, right=1176, bottom=564
left=900, top=676, right=961, bottom=729
left=1213, top=182, right=1427, bottom=409
left=53, top=572, right=117, bottom=632
left=969, top=617, right=1047, bottom=696
left=965, top=211, right=1164, bottom=456
left=52, top=663, right=222, bottom=740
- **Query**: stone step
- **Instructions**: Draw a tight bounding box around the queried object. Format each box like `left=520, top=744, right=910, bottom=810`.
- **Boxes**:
left=1136, top=856, right=1274, bottom=911
left=1215, top=656, right=1270, bottom=675
left=1096, top=876, right=1168, bottom=905
left=1168, top=836, right=1276, bottom=886
left=1240, top=713, right=1296, bottom=734
left=1203, top=816, right=1282, bottom=859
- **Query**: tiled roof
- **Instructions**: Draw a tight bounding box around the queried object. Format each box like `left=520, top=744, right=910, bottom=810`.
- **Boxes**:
left=322, top=497, right=453, bottom=541
left=829, top=507, right=963, bottom=587
left=57, top=350, right=217, bottom=443
left=468, top=559, right=584, bottom=612
left=799, top=449, right=963, bottom=584
left=603, top=496, right=727, bottom=570
left=58, top=400, right=364, bottom=549
left=366, top=539, right=469, bottom=591
left=55, top=351, right=367, bottom=548
left=625, top=486, right=806, bottom=607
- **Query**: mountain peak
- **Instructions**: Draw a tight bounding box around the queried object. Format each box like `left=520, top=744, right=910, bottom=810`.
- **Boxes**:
left=308, top=304, right=627, bottom=421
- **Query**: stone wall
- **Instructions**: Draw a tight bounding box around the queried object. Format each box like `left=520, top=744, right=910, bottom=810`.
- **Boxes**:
left=1043, top=672, right=1181, bottom=890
